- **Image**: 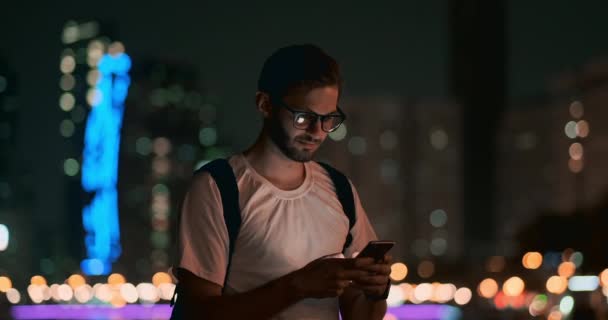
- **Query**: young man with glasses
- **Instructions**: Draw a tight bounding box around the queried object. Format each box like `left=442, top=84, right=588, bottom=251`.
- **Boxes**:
left=173, top=44, right=391, bottom=319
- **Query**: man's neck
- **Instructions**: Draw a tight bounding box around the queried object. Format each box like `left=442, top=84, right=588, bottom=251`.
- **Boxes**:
left=243, top=134, right=307, bottom=191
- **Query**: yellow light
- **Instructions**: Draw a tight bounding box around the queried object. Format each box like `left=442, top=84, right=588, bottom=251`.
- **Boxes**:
left=108, top=273, right=126, bottom=286
left=522, top=252, right=543, bottom=269
left=478, top=278, right=499, bottom=299
left=558, top=262, right=576, bottom=278
left=67, top=274, right=86, bottom=289
left=152, top=272, right=173, bottom=287
left=30, top=275, right=47, bottom=286
left=546, top=276, right=568, bottom=294
left=390, top=263, right=408, bottom=281
left=503, top=277, right=525, bottom=297
left=0, top=276, right=12, bottom=292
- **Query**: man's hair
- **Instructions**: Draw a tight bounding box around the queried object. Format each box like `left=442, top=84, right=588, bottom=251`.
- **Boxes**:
left=257, top=44, right=342, bottom=101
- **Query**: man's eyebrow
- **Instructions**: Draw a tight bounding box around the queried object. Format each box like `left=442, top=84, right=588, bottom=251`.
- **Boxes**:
left=297, top=105, right=339, bottom=116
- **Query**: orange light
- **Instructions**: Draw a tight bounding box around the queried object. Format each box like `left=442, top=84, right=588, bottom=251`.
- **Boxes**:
left=390, top=263, right=408, bottom=281
left=478, top=278, right=499, bottom=299
left=107, top=273, right=126, bottom=286
left=558, top=262, right=576, bottom=278
left=67, top=274, right=86, bottom=289
left=522, top=252, right=543, bottom=269
left=503, top=277, right=525, bottom=297
left=0, top=276, right=12, bottom=292
left=152, top=272, right=173, bottom=287
left=546, top=276, right=568, bottom=294
left=599, top=269, right=608, bottom=287
left=30, top=275, right=47, bottom=286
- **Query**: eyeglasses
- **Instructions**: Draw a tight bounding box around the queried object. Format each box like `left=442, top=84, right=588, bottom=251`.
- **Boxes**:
left=273, top=99, right=346, bottom=133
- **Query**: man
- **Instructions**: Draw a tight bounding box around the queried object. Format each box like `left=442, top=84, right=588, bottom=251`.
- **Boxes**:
left=174, top=44, right=391, bottom=319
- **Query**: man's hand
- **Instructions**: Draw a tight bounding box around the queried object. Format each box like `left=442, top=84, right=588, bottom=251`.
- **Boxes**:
left=289, top=256, right=368, bottom=299
left=350, top=254, right=392, bottom=298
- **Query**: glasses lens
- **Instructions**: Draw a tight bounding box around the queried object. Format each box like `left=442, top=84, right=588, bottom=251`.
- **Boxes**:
left=322, top=116, right=344, bottom=132
left=294, top=114, right=316, bottom=129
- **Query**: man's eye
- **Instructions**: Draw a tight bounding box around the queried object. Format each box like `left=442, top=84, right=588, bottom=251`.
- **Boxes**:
left=296, top=116, right=308, bottom=124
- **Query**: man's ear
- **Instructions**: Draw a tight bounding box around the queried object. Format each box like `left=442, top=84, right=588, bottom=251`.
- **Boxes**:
left=255, top=91, right=272, bottom=118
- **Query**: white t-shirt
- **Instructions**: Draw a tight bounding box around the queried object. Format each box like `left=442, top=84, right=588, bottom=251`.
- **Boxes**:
left=176, top=154, right=378, bottom=319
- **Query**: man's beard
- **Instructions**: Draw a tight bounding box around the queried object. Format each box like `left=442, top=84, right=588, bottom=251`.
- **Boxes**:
left=267, top=117, right=321, bottom=163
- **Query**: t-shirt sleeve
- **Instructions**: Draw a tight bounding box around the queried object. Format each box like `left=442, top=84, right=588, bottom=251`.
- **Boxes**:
left=175, top=172, right=229, bottom=287
left=343, top=181, right=379, bottom=259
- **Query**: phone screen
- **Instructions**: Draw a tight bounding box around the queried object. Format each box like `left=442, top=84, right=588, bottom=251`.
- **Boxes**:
left=357, top=240, right=395, bottom=261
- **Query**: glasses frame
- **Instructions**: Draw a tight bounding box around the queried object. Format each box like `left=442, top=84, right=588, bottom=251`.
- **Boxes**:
left=273, top=99, right=347, bottom=133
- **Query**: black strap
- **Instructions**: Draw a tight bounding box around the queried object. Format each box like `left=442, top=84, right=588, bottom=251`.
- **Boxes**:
left=317, top=162, right=356, bottom=252
left=195, top=158, right=241, bottom=292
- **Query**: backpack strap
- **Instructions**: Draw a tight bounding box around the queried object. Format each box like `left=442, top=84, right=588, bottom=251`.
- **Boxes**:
left=317, top=162, right=356, bottom=253
left=195, top=158, right=241, bottom=291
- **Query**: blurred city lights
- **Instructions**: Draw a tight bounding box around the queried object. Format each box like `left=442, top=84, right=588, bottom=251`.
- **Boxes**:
left=57, top=284, right=73, bottom=301
left=74, top=285, right=93, bottom=304
left=575, top=120, right=589, bottom=138
left=417, top=260, right=435, bottom=279
left=569, top=100, right=584, bottom=119
left=158, top=283, right=176, bottom=301
left=328, top=123, right=347, bottom=141
left=568, top=158, right=584, bottom=173
left=386, top=285, right=405, bottom=307
left=503, top=277, right=525, bottom=297
left=522, top=252, right=543, bottom=269
left=486, top=256, right=506, bottom=273
left=429, top=209, right=447, bottom=228
left=347, top=136, right=367, bottom=155
left=120, top=283, right=138, bottom=303
left=430, top=128, right=448, bottom=150
left=454, top=287, right=472, bottom=305
left=564, top=121, right=577, bottom=139
left=568, top=276, right=599, bottom=292
left=559, top=295, right=575, bottom=315
left=529, top=294, right=548, bottom=316
left=198, top=127, right=218, bottom=146
left=108, top=273, right=126, bottom=286
left=60, top=119, right=76, bottom=137
left=30, top=275, right=47, bottom=286
left=600, top=268, right=608, bottom=287
left=7, top=288, right=21, bottom=304
left=478, top=278, right=499, bottom=299
left=60, top=55, right=76, bottom=74
left=568, top=143, right=583, bottom=160
left=379, top=130, right=398, bottom=150
left=546, top=276, right=568, bottom=294
left=414, top=283, right=434, bottom=302
left=558, top=262, right=576, bottom=278
left=136, top=283, right=159, bottom=303
left=434, top=283, right=456, bottom=303
left=59, top=74, right=76, bottom=91
left=569, top=251, right=583, bottom=268
left=67, top=274, right=86, bottom=289
left=390, top=263, right=408, bottom=281
left=0, top=224, right=9, bottom=251
left=27, top=285, right=44, bottom=304
left=59, top=93, right=76, bottom=112
left=153, top=137, right=172, bottom=157
left=0, top=276, right=12, bottom=292
left=63, top=158, right=80, bottom=177
left=152, top=272, right=173, bottom=287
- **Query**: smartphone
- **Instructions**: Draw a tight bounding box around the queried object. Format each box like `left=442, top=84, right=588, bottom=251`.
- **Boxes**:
left=357, top=240, right=395, bottom=261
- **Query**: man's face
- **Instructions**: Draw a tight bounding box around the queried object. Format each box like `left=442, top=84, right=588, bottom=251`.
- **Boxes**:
left=266, top=86, right=340, bottom=162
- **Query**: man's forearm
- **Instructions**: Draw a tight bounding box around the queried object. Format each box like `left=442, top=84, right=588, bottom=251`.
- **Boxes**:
left=184, top=273, right=301, bottom=320
left=340, top=288, right=387, bottom=320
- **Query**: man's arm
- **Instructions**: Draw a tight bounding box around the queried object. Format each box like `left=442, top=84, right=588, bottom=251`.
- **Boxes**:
left=177, top=257, right=367, bottom=320
left=339, top=287, right=387, bottom=320
left=339, top=255, right=392, bottom=320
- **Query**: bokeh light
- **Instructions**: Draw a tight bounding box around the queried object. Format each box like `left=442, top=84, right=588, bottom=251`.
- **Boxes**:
left=568, top=143, right=583, bottom=160
left=569, top=100, right=584, bottom=119
left=0, top=276, right=12, bottom=292
left=414, top=283, right=434, bottom=302
left=108, top=273, right=126, bottom=286
left=328, top=123, right=347, bottom=141
left=30, top=275, right=47, bottom=286
left=418, top=260, right=435, bottom=279
left=522, top=252, right=543, bottom=269
left=503, top=277, right=525, bottom=297
left=67, top=274, right=86, bottom=289
left=429, top=209, right=447, bottom=228
left=454, top=287, right=472, bottom=305
left=558, top=262, right=576, bottom=278
left=478, top=278, right=499, bottom=299
left=600, top=268, right=608, bottom=287
left=546, top=276, right=568, bottom=294
left=564, top=121, right=577, bottom=139
left=576, top=120, right=589, bottom=138
left=6, top=288, right=21, bottom=304
left=559, top=296, right=575, bottom=315
left=390, top=263, right=408, bottom=281
left=152, top=272, right=173, bottom=287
